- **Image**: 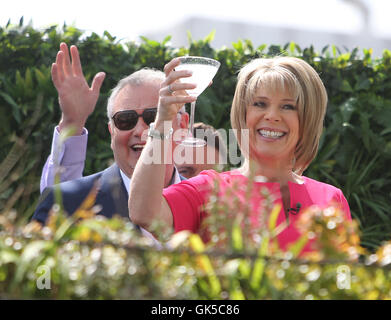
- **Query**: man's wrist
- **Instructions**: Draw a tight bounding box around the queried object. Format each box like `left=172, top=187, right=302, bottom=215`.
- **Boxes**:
left=58, top=118, right=86, bottom=136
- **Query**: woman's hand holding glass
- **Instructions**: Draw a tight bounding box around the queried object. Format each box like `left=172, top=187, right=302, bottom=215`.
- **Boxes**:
left=154, top=58, right=197, bottom=128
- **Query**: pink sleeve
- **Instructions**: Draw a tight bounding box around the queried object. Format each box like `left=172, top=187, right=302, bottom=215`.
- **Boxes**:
left=163, top=172, right=215, bottom=233
left=338, top=189, right=352, bottom=221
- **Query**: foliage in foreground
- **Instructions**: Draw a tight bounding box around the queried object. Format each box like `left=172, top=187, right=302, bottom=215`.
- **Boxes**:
left=1, top=184, right=391, bottom=300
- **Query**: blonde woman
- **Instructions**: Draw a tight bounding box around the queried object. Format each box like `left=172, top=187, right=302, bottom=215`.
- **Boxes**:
left=129, top=56, right=351, bottom=253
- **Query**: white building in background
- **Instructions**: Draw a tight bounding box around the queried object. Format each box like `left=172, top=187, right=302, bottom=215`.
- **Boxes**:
left=144, top=15, right=391, bottom=58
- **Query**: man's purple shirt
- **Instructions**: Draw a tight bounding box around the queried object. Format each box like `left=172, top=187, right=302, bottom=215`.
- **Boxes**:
left=40, top=126, right=87, bottom=193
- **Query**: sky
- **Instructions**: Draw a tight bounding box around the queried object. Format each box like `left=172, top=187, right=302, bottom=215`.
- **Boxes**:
left=1, top=0, right=391, bottom=43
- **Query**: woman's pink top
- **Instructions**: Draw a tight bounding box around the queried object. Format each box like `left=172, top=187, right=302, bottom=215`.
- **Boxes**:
left=163, top=170, right=351, bottom=252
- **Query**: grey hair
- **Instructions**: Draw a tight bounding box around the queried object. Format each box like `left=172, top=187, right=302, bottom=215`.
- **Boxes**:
left=107, top=68, right=165, bottom=121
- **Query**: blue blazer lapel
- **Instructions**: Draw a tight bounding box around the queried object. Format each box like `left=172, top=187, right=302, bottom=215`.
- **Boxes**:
left=97, top=163, right=129, bottom=219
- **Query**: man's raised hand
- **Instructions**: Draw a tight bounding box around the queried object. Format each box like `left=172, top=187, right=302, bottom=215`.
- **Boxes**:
left=51, top=42, right=106, bottom=135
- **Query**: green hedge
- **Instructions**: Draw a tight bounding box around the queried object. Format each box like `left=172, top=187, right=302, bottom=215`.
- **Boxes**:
left=0, top=19, right=391, bottom=249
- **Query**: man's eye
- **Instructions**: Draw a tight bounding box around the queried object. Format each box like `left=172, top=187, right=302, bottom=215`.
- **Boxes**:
left=178, top=168, right=188, bottom=175
left=178, top=167, right=195, bottom=178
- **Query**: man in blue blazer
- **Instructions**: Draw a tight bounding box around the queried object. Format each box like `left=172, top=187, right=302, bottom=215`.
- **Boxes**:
left=35, top=164, right=132, bottom=222
left=33, top=43, right=188, bottom=225
left=34, top=162, right=186, bottom=223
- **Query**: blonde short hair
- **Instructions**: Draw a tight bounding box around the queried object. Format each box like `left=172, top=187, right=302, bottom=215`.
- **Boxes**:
left=230, top=56, right=328, bottom=174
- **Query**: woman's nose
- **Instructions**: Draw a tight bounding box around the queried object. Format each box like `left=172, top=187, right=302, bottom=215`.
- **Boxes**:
left=264, top=106, right=281, bottom=122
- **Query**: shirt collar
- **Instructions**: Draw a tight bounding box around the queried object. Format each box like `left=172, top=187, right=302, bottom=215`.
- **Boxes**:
left=119, top=166, right=181, bottom=195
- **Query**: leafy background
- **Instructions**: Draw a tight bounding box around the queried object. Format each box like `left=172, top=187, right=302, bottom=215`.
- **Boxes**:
left=0, top=18, right=390, bottom=251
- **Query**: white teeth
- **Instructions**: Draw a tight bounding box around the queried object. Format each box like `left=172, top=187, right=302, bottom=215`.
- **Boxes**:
left=259, top=130, right=285, bottom=138
left=131, top=144, right=145, bottom=150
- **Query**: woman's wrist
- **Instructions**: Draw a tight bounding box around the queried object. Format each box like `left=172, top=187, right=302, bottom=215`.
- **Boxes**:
left=153, top=118, right=173, bottom=133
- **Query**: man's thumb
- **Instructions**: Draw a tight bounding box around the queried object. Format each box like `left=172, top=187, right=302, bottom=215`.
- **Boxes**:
left=91, top=72, right=106, bottom=93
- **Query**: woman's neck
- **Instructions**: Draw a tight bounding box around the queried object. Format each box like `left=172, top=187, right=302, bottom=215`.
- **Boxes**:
left=238, top=159, right=302, bottom=185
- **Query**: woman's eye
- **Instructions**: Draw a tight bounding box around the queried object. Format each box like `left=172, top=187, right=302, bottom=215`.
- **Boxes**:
left=282, top=104, right=296, bottom=110
left=253, top=101, right=266, bottom=108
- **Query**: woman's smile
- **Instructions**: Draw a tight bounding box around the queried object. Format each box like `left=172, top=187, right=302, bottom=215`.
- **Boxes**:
left=247, top=88, right=299, bottom=163
left=257, top=127, right=287, bottom=140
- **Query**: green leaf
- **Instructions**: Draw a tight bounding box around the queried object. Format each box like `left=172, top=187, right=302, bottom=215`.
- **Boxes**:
left=380, top=127, right=391, bottom=136
left=332, top=45, right=337, bottom=57
left=230, top=284, right=246, bottom=300
left=204, top=30, right=216, bottom=43
left=0, top=249, right=19, bottom=264
left=0, top=92, right=21, bottom=123
left=355, top=78, right=371, bottom=91
left=232, top=40, right=243, bottom=53
left=340, top=79, right=353, bottom=92
left=340, top=97, right=356, bottom=122
left=34, top=68, right=49, bottom=88
left=103, top=30, right=116, bottom=41
left=238, top=259, right=251, bottom=278
left=139, top=36, right=160, bottom=47
left=162, top=35, right=172, bottom=45
left=287, top=235, right=308, bottom=258
left=268, top=204, right=281, bottom=231
left=289, top=41, right=296, bottom=54
left=250, top=257, right=265, bottom=290
left=186, top=30, right=193, bottom=44
left=25, top=68, right=33, bottom=91
left=349, top=47, right=359, bottom=61
left=189, top=234, right=205, bottom=253
left=15, top=70, right=25, bottom=92
left=231, top=223, right=243, bottom=251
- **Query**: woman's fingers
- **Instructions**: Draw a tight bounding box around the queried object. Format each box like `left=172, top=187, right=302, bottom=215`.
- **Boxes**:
left=157, top=57, right=197, bottom=120
left=164, top=82, right=196, bottom=95
left=164, top=69, right=193, bottom=88
left=163, top=57, right=195, bottom=89
left=159, top=94, right=196, bottom=107
left=163, top=57, right=181, bottom=76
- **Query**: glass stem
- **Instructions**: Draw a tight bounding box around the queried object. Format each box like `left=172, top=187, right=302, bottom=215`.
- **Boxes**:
left=188, top=100, right=197, bottom=138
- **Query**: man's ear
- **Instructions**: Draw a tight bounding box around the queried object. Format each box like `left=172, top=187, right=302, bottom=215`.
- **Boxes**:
left=108, top=122, right=115, bottom=151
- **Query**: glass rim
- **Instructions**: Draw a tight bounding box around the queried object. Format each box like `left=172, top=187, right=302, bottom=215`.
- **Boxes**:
left=178, top=56, right=220, bottom=67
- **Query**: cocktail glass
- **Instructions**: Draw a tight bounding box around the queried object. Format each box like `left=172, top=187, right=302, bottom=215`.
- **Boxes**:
left=175, top=56, right=220, bottom=147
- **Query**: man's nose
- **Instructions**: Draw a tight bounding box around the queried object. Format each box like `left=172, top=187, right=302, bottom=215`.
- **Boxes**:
left=132, top=117, right=148, bottom=137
